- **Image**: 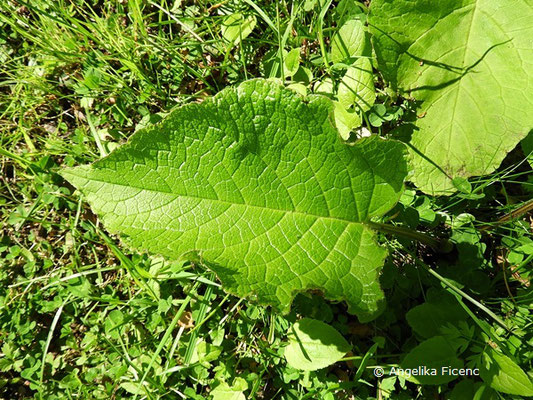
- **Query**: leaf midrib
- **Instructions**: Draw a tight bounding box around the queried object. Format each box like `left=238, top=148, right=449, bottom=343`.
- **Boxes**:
left=65, top=170, right=369, bottom=226
left=445, top=0, right=479, bottom=162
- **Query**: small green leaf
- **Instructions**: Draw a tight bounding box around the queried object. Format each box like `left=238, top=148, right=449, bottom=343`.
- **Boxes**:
left=120, top=381, right=147, bottom=395
left=221, top=13, right=256, bottom=47
left=284, top=318, right=351, bottom=371
left=284, top=48, right=301, bottom=78
left=338, top=57, right=375, bottom=112
left=66, top=276, right=92, bottom=298
left=190, top=341, right=222, bottom=364
left=230, top=377, right=248, bottom=392
left=104, top=310, right=124, bottom=340
left=286, top=83, right=307, bottom=97
left=373, top=104, right=386, bottom=117
left=368, top=112, right=384, bottom=128
left=333, top=101, right=362, bottom=140
left=313, top=78, right=335, bottom=97
left=480, top=349, right=533, bottom=396
left=406, top=288, right=469, bottom=339
left=331, top=19, right=367, bottom=63
left=400, top=336, right=463, bottom=385
left=303, top=0, right=318, bottom=12
left=211, top=378, right=248, bottom=400
left=449, top=380, right=497, bottom=400
left=292, top=66, right=313, bottom=85
left=452, top=177, right=472, bottom=194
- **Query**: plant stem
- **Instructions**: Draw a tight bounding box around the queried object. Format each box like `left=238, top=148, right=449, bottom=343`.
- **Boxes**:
left=340, top=353, right=402, bottom=361
left=479, top=198, right=533, bottom=231
left=367, top=221, right=453, bottom=253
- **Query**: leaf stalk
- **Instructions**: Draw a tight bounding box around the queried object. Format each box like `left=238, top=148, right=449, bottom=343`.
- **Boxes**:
left=367, top=221, right=453, bottom=253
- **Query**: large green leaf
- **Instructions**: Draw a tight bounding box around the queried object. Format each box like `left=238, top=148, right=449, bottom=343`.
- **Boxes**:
left=61, top=79, right=407, bottom=321
left=370, top=0, right=533, bottom=194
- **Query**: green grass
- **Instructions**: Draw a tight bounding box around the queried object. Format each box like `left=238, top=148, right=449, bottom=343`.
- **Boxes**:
left=1, top=1, right=532, bottom=399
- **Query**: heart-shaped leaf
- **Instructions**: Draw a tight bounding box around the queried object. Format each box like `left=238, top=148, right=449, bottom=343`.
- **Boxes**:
left=370, top=0, right=533, bottom=194
left=61, top=79, right=407, bottom=321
